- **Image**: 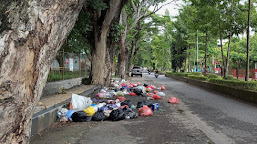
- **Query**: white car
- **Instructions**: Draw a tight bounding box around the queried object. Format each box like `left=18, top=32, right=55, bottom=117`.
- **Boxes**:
left=131, top=66, right=143, bottom=77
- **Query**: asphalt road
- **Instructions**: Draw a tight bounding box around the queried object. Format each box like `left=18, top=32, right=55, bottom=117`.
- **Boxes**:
left=30, top=74, right=257, bottom=144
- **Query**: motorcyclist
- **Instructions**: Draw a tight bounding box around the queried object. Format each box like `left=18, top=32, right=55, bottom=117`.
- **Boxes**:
left=155, top=69, right=159, bottom=74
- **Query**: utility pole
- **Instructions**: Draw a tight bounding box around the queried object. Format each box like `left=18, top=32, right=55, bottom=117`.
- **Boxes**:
left=196, top=30, right=199, bottom=72
left=246, top=0, right=251, bottom=81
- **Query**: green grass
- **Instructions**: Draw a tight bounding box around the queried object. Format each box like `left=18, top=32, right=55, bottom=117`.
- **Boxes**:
left=188, top=74, right=208, bottom=81
left=47, top=71, right=82, bottom=82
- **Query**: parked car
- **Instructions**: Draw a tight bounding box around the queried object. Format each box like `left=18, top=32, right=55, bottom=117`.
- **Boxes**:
left=131, top=66, right=142, bottom=77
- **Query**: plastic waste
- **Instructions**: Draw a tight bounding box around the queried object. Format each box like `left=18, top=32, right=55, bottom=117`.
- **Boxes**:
left=136, top=101, right=153, bottom=109
left=161, top=86, right=166, bottom=90
left=109, top=109, right=126, bottom=121
left=139, top=106, right=153, bottom=116
left=168, top=97, right=178, bottom=104
left=71, top=94, right=92, bottom=111
left=92, top=111, right=107, bottom=121
left=83, top=106, right=95, bottom=116
left=117, top=96, right=126, bottom=102
left=66, top=110, right=75, bottom=120
left=129, top=92, right=137, bottom=96
left=121, top=100, right=132, bottom=108
left=152, top=94, right=162, bottom=100
left=151, top=103, right=159, bottom=111
left=71, top=111, right=92, bottom=122
left=153, top=91, right=159, bottom=94
left=156, top=92, right=166, bottom=97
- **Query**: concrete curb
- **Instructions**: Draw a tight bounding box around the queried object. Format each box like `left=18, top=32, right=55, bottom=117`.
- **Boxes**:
left=165, top=74, right=257, bottom=104
left=31, top=85, right=102, bottom=135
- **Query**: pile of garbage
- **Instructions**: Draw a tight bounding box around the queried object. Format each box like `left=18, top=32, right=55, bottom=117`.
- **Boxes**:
left=57, top=79, right=171, bottom=123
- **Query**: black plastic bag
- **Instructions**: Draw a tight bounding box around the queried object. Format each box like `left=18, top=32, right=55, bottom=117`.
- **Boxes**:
left=92, top=111, right=107, bottom=121
left=141, top=93, right=148, bottom=97
left=123, top=108, right=138, bottom=119
left=71, top=111, right=92, bottom=122
left=136, top=101, right=153, bottom=109
left=121, top=100, right=132, bottom=108
left=109, top=109, right=125, bottom=121
left=143, top=83, right=149, bottom=87
left=133, top=88, right=142, bottom=95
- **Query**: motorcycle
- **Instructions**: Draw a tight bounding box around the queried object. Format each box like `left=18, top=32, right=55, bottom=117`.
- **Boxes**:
left=155, top=73, right=159, bottom=78
left=148, top=70, right=151, bottom=74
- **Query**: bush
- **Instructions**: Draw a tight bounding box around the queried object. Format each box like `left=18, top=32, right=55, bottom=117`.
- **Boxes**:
left=188, top=75, right=208, bottom=81
left=206, top=73, right=218, bottom=79
left=208, top=78, right=257, bottom=90
left=223, top=75, right=235, bottom=80
left=190, top=72, right=202, bottom=76
left=166, top=71, right=173, bottom=74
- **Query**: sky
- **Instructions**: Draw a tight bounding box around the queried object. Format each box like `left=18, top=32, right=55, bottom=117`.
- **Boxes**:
left=150, top=0, right=185, bottom=17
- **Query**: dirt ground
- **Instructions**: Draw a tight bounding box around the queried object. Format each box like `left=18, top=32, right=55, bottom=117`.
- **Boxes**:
left=34, top=85, right=95, bottom=114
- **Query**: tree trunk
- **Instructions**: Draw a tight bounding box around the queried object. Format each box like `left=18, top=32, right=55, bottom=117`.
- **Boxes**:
left=119, top=34, right=127, bottom=79
left=0, top=0, right=84, bottom=143
left=224, top=29, right=232, bottom=78
left=90, top=0, right=128, bottom=85
left=219, top=17, right=226, bottom=77
left=245, top=0, right=251, bottom=81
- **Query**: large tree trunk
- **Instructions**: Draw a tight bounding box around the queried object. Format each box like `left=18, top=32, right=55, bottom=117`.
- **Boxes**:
left=119, top=34, right=127, bottom=79
left=219, top=19, right=226, bottom=77
left=90, top=0, right=128, bottom=85
left=0, top=0, right=84, bottom=143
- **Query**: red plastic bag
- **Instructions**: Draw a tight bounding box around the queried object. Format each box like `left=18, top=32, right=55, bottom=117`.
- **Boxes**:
left=153, top=91, right=159, bottom=94
left=168, top=97, right=178, bottom=104
left=119, top=105, right=129, bottom=109
left=121, top=83, right=127, bottom=87
left=138, top=105, right=153, bottom=116
left=152, top=94, right=162, bottom=100
left=129, top=92, right=137, bottom=96
left=117, top=96, right=126, bottom=102
left=161, top=86, right=166, bottom=90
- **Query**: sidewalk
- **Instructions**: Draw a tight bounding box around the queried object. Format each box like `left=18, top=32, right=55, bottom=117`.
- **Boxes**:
left=34, top=85, right=95, bottom=114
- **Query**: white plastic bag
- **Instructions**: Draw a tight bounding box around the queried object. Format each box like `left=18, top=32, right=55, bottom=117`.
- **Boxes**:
left=71, top=94, right=92, bottom=111
left=156, top=92, right=166, bottom=97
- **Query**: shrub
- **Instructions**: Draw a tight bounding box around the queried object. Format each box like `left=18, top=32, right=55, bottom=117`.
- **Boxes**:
left=208, top=78, right=257, bottom=90
left=188, top=75, right=208, bottom=81
left=223, top=75, right=235, bottom=80
left=166, top=71, right=173, bottom=74
left=191, top=72, right=202, bottom=76
left=206, top=73, right=218, bottom=79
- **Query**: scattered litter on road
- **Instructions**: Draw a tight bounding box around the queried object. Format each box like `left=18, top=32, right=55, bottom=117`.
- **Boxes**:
left=57, top=79, right=169, bottom=122
left=168, top=97, right=178, bottom=104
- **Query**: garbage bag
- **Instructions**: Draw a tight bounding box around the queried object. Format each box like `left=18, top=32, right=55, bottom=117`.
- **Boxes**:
left=66, top=110, right=75, bottom=120
left=141, top=93, right=148, bottom=97
left=117, top=96, right=126, bottom=102
left=92, top=111, right=107, bottom=121
left=136, top=101, right=153, bottom=109
left=83, top=106, right=95, bottom=116
left=168, top=97, right=178, bottom=104
left=133, top=88, right=142, bottom=95
left=116, top=91, right=124, bottom=96
left=139, top=106, right=153, bottom=116
left=121, top=100, right=132, bottom=108
left=109, top=109, right=126, bottom=121
left=152, top=94, right=162, bottom=100
left=119, top=105, right=129, bottom=109
left=143, top=83, right=149, bottom=87
left=156, top=92, right=166, bottom=97
left=129, top=92, right=137, bottom=96
left=71, top=111, right=92, bottom=122
left=161, top=86, right=166, bottom=90
left=145, top=88, right=151, bottom=92
left=124, top=108, right=138, bottom=119
left=71, top=94, right=92, bottom=111
left=153, top=91, right=159, bottom=94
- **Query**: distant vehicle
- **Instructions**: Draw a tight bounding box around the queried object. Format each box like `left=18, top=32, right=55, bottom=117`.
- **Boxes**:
left=131, top=66, right=143, bottom=77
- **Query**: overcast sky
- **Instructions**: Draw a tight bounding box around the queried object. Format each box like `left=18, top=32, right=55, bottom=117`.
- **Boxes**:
left=150, top=0, right=185, bottom=17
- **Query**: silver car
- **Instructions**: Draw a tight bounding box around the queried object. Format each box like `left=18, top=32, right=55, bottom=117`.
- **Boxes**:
left=131, top=66, right=142, bottom=77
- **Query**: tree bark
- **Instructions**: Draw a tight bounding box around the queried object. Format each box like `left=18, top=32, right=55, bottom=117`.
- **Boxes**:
left=119, top=34, right=127, bottom=79
left=0, top=0, right=85, bottom=143
left=184, top=47, right=187, bottom=72
left=90, top=0, right=128, bottom=85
